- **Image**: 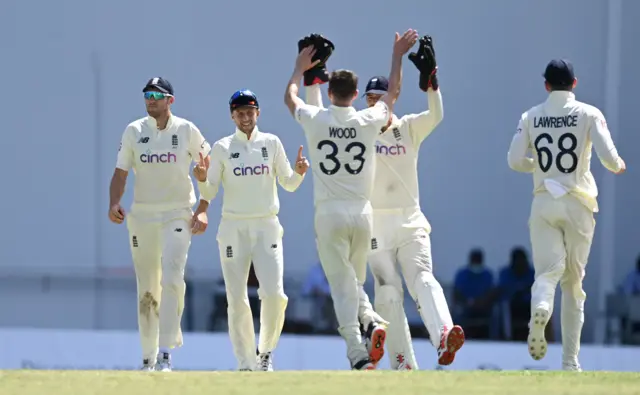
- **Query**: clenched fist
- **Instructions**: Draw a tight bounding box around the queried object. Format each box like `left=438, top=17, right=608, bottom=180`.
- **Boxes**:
left=191, top=211, right=208, bottom=235
left=108, top=203, right=125, bottom=224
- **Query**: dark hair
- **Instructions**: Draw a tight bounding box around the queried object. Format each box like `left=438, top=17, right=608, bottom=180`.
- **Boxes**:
left=328, top=69, right=358, bottom=101
left=469, top=248, right=484, bottom=264
left=511, top=247, right=527, bottom=262
left=547, top=82, right=573, bottom=92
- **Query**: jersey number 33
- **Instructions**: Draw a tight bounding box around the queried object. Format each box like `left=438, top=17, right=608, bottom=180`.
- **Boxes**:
left=317, top=140, right=366, bottom=175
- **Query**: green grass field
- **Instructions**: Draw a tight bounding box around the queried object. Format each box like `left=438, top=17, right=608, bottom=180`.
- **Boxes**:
left=1, top=371, right=639, bottom=395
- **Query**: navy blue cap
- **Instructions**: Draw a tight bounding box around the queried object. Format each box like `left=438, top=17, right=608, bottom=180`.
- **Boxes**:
left=363, top=76, right=388, bottom=96
left=143, top=77, right=174, bottom=95
left=543, top=59, right=575, bottom=86
left=229, top=89, right=259, bottom=112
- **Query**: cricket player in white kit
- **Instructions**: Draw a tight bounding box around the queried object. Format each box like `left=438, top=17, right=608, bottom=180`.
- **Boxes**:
left=285, top=30, right=419, bottom=370
left=305, top=35, right=465, bottom=370
left=507, top=59, right=626, bottom=371
left=109, top=77, right=212, bottom=371
left=193, top=90, right=309, bottom=371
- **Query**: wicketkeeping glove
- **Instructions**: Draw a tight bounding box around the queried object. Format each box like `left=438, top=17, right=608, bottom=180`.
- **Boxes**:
left=297, top=33, right=335, bottom=86
left=408, top=35, right=439, bottom=91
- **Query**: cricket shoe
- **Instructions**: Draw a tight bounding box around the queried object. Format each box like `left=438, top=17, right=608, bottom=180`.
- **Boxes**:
left=562, top=362, right=582, bottom=372
left=140, top=359, right=154, bottom=372
left=527, top=308, right=549, bottom=361
left=437, top=325, right=465, bottom=366
left=155, top=352, right=172, bottom=372
left=352, top=358, right=376, bottom=370
left=257, top=352, right=274, bottom=371
left=396, top=354, right=413, bottom=370
left=365, top=322, right=387, bottom=366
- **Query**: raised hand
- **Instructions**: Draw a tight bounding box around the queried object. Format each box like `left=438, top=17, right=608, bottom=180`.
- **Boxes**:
left=193, top=152, right=210, bottom=182
left=294, top=145, right=310, bottom=175
left=295, top=46, right=321, bottom=74
left=393, top=29, right=419, bottom=57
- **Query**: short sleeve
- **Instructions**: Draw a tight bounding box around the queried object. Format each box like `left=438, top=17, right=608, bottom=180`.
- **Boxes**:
left=116, top=126, right=135, bottom=171
left=358, top=101, right=390, bottom=131
left=188, top=123, right=211, bottom=160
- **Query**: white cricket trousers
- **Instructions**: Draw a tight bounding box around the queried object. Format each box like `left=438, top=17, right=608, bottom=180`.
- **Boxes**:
left=216, top=216, right=288, bottom=371
left=367, top=209, right=453, bottom=369
left=126, top=208, right=192, bottom=362
left=529, top=192, right=594, bottom=366
left=314, top=201, right=377, bottom=366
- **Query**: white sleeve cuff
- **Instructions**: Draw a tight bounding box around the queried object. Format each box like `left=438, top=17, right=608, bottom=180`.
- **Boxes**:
left=197, top=181, right=212, bottom=202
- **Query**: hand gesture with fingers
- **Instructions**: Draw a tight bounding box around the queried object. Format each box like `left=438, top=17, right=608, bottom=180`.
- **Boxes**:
left=294, top=145, right=309, bottom=175
left=193, top=152, right=210, bottom=182
left=295, top=46, right=321, bottom=74
left=393, top=29, right=419, bottom=57
left=108, top=204, right=126, bottom=224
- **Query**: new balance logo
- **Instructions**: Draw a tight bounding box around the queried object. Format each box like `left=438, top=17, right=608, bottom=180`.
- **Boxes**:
left=271, top=244, right=277, bottom=249
left=230, top=152, right=240, bottom=159
left=226, top=246, right=233, bottom=258
left=138, top=137, right=149, bottom=144
left=371, top=238, right=378, bottom=250
left=132, top=236, right=138, bottom=247
left=175, top=228, right=182, bottom=232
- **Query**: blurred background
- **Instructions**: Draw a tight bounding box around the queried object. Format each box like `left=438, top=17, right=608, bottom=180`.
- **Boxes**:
left=1, top=0, right=639, bottom=369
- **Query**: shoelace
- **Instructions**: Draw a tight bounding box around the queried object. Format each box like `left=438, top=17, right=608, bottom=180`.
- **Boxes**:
left=260, top=355, right=270, bottom=369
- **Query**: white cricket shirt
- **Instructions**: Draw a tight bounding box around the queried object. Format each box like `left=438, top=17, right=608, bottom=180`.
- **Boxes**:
left=295, top=100, right=390, bottom=208
left=116, top=115, right=211, bottom=213
left=507, top=91, right=624, bottom=212
left=198, top=128, right=304, bottom=219
left=370, top=90, right=443, bottom=211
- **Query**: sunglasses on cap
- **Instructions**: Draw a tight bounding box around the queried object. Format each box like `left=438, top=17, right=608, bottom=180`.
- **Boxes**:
left=144, top=91, right=172, bottom=100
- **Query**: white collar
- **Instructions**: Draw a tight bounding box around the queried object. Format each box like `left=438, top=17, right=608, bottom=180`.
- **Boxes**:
left=546, top=91, right=576, bottom=105
left=147, top=114, right=174, bottom=131
left=235, top=126, right=259, bottom=142
left=329, top=105, right=357, bottom=115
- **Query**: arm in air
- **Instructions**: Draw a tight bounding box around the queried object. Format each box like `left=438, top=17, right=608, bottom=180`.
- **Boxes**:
left=590, top=112, right=625, bottom=174
left=362, top=30, right=419, bottom=131
left=406, top=88, right=444, bottom=147
left=507, top=116, right=535, bottom=173
left=285, top=46, right=320, bottom=118
left=305, top=84, right=325, bottom=109
left=274, top=138, right=307, bottom=192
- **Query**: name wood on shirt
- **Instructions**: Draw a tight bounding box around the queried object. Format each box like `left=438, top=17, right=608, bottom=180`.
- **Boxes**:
left=329, top=127, right=357, bottom=139
left=533, top=115, right=578, bottom=129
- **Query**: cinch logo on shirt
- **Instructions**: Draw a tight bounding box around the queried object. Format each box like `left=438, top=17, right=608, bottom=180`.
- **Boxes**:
left=140, top=151, right=177, bottom=163
left=376, top=143, right=406, bottom=156
left=233, top=164, right=270, bottom=176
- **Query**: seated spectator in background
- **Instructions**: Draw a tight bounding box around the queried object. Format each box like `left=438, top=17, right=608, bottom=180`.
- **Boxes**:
left=453, top=248, right=495, bottom=339
left=621, top=256, right=640, bottom=295
left=302, top=262, right=336, bottom=333
left=619, top=255, right=640, bottom=343
left=498, top=247, right=535, bottom=341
